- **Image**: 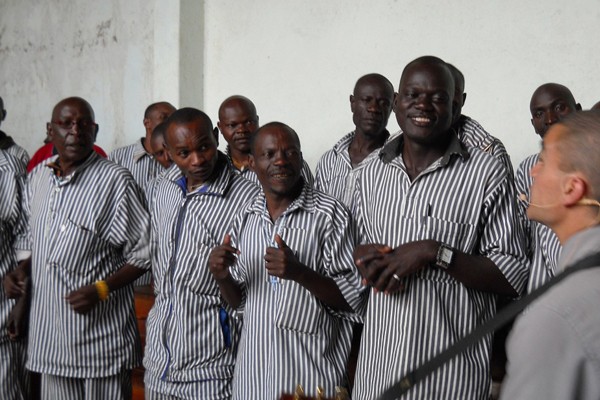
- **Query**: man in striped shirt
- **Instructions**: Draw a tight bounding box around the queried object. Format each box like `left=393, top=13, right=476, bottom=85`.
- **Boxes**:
left=110, top=101, right=176, bottom=286
left=315, top=73, right=394, bottom=207
left=109, top=101, right=176, bottom=190
left=0, top=149, right=29, bottom=400
left=516, top=83, right=581, bottom=292
left=4, top=97, right=151, bottom=399
left=209, top=122, right=364, bottom=399
left=143, top=108, right=259, bottom=399
left=217, top=95, right=314, bottom=187
left=351, top=56, right=528, bottom=400
left=0, top=96, right=30, bottom=168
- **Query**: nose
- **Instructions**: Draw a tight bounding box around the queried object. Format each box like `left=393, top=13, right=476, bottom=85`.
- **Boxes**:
left=190, top=151, right=206, bottom=167
left=273, top=150, right=289, bottom=165
left=414, top=94, right=433, bottom=110
left=545, top=109, right=558, bottom=126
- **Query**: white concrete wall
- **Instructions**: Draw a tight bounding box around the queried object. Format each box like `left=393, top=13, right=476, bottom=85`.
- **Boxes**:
left=0, top=0, right=180, bottom=155
left=202, top=0, right=600, bottom=169
left=2, top=0, right=599, bottom=170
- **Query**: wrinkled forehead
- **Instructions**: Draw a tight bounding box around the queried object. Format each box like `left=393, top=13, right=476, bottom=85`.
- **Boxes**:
left=52, top=99, right=95, bottom=120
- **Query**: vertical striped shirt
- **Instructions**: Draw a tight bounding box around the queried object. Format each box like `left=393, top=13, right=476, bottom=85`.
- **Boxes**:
left=227, top=182, right=364, bottom=400
left=0, top=150, right=28, bottom=344
left=110, top=138, right=164, bottom=285
left=515, top=153, right=561, bottom=292
left=143, top=153, right=259, bottom=399
left=352, top=133, right=528, bottom=400
left=25, top=152, right=151, bottom=378
left=455, top=115, right=514, bottom=178
left=109, top=138, right=163, bottom=191
left=314, top=131, right=384, bottom=208
left=0, top=131, right=30, bottom=168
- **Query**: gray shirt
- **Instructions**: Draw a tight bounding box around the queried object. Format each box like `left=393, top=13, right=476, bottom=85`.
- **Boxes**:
left=502, top=225, right=600, bottom=400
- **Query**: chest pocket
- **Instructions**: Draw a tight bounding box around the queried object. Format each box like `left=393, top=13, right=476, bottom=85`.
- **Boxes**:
left=274, top=226, right=325, bottom=335
left=48, top=214, right=101, bottom=288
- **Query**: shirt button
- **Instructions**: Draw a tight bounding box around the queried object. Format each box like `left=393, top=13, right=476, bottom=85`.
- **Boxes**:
left=60, top=224, right=67, bottom=232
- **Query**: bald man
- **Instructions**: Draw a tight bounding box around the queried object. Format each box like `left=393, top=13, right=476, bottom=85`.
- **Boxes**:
left=352, top=56, right=526, bottom=399
left=315, top=73, right=394, bottom=207
left=217, top=95, right=314, bottom=186
left=516, top=83, right=582, bottom=293
left=4, top=97, right=150, bottom=399
left=0, top=96, right=30, bottom=167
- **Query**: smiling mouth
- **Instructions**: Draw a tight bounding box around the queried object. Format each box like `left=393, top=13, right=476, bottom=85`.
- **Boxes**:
left=410, top=115, right=434, bottom=126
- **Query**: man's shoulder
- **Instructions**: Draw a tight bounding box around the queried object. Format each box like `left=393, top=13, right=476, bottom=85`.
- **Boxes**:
left=517, top=153, right=539, bottom=172
left=0, top=149, right=26, bottom=175
left=109, top=141, right=141, bottom=161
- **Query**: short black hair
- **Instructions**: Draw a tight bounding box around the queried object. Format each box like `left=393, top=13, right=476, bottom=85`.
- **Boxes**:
left=163, top=107, right=213, bottom=146
left=144, top=101, right=176, bottom=119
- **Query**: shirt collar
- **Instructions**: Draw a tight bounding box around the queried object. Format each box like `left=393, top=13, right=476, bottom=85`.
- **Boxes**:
left=380, top=130, right=469, bottom=166
left=249, top=177, right=314, bottom=217
left=46, top=151, right=99, bottom=182
left=133, top=138, right=152, bottom=163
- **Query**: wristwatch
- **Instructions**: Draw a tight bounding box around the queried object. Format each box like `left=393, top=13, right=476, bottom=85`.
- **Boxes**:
left=435, top=243, right=455, bottom=270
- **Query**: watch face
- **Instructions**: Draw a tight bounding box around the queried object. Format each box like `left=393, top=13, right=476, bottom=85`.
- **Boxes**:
left=440, top=248, right=453, bottom=264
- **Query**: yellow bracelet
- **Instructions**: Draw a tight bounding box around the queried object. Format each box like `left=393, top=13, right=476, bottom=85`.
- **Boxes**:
left=95, top=280, right=110, bottom=301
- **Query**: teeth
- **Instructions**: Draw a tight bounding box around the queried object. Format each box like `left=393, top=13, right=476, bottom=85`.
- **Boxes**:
left=413, top=117, right=431, bottom=123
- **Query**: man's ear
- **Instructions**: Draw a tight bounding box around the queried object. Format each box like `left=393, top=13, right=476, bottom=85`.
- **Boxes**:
left=392, top=93, right=399, bottom=114
left=143, top=118, right=151, bottom=131
left=213, top=127, right=219, bottom=146
left=248, top=153, right=255, bottom=172
left=93, top=123, right=99, bottom=142
left=575, top=103, right=582, bottom=111
left=349, top=94, right=355, bottom=112
left=563, top=174, right=588, bottom=207
left=462, top=93, right=467, bottom=106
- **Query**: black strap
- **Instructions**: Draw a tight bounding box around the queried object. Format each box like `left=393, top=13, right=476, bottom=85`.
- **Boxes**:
left=379, top=252, right=600, bottom=400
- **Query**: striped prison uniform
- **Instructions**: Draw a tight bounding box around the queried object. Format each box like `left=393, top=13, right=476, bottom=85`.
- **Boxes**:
left=0, top=150, right=30, bottom=400
left=143, top=153, right=259, bottom=400
left=227, top=181, right=364, bottom=399
left=25, top=152, right=151, bottom=396
left=352, top=133, right=528, bottom=400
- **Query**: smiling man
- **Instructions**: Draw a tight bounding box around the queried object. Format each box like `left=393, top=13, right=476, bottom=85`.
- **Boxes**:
left=217, top=95, right=314, bottom=186
left=143, top=108, right=259, bottom=399
left=209, top=122, right=363, bottom=399
left=351, top=56, right=527, bottom=399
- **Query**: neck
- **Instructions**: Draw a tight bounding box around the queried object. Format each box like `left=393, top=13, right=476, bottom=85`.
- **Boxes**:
left=228, top=146, right=250, bottom=170
left=349, top=130, right=388, bottom=166
left=401, top=139, right=447, bottom=180
left=142, top=136, right=152, bottom=153
left=265, top=181, right=303, bottom=222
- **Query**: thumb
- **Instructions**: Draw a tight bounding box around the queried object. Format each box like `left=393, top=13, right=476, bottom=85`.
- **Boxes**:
left=274, top=234, right=288, bottom=249
left=223, top=233, right=231, bottom=246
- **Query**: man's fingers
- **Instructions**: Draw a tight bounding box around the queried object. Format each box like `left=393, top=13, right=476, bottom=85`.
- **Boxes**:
left=274, top=234, right=288, bottom=249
